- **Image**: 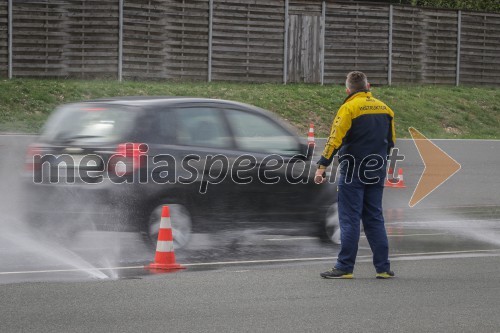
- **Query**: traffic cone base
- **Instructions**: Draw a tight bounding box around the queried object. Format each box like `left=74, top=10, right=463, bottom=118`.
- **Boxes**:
left=147, top=262, right=185, bottom=270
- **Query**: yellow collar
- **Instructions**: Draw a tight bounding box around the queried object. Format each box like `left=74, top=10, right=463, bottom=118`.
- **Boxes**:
left=343, top=91, right=372, bottom=104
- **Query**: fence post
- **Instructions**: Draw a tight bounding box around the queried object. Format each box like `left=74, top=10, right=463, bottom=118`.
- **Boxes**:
left=8, top=0, right=12, bottom=79
left=283, top=0, right=289, bottom=84
left=118, top=0, right=123, bottom=82
left=388, top=4, right=393, bottom=86
left=320, top=1, right=325, bottom=86
left=456, top=10, right=461, bottom=87
left=208, top=0, right=213, bottom=82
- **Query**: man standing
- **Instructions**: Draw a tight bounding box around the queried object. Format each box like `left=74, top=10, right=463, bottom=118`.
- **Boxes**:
left=315, top=71, right=395, bottom=279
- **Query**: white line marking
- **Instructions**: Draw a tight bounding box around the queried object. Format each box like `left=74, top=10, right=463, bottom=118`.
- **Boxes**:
left=266, top=237, right=317, bottom=241
left=266, top=233, right=448, bottom=241
left=1, top=249, right=499, bottom=276
left=385, top=219, right=500, bottom=226
left=378, top=233, right=449, bottom=238
left=0, top=266, right=145, bottom=276
left=267, top=233, right=452, bottom=242
left=182, top=249, right=500, bottom=267
left=388, top=253, right=500, bottom=262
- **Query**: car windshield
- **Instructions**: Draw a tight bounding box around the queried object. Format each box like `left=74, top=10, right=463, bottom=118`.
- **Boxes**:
left=40, top=104, right=139, bottom=144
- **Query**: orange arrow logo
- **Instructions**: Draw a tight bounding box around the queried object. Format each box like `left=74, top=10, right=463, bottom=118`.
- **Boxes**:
left=408, top=127, right=461, bottom=207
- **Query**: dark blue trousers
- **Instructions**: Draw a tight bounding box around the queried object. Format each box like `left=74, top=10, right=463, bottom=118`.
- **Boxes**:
left=334, top=175, right=390, bottom=273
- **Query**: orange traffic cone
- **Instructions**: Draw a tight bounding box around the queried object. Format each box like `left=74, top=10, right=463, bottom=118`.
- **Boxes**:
left=385, top=168, right=406, bottom=188
left=146, top=206, right=185, bottom=271
left=394, top=168, right=406, bottom=188
left=307, top=123, right=315, bottom=147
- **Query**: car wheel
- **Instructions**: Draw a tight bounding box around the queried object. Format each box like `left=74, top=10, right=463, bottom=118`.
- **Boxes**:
left=324, top=203, right=341, bottom=244
left=148, top=204, right=192, bottom=250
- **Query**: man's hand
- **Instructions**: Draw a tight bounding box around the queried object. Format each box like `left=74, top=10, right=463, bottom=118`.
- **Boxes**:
left=314, top=168, right=327, bottom=184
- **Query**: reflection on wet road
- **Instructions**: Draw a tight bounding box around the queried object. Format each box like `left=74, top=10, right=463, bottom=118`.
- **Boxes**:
left=1, top=136, right=500, bottom=284
left=1, top=205, right=499, bottom=284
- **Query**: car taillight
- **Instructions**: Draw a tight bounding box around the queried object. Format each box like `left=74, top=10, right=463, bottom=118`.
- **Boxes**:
left=25, top=144, right=42, bottom=172
left=109, top=143, right=148, bottom=176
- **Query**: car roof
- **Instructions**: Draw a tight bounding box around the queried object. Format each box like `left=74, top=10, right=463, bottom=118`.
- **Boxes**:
left=67, top=96, right=301, bottom=136
left=84, top=96, right=256, bottom=110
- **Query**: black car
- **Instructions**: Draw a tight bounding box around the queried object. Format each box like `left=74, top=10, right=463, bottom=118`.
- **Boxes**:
left=24, top=97, right=339, bottom=247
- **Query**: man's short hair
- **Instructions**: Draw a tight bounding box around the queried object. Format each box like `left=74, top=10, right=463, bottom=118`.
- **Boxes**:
left=346, top=71, right=368, bottom=92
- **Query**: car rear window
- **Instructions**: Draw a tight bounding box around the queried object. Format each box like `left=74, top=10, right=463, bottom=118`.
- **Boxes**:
left=40, top=104, right=139, bottom=144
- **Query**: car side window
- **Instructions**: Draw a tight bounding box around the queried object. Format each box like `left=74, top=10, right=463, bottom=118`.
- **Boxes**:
left=138, top=109, right=176, bottom=144
left=174, top=107, right=232, bottom=148
left=225, top=109, right=300, bottom=154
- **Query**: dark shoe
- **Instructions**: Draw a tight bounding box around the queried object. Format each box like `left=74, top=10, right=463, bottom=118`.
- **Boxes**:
left=376, top=270, right=395, bottom=279
left=320, top=268, right=353, bottom=279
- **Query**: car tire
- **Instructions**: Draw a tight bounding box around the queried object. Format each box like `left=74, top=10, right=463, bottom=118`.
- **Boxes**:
left=147, top=203, right=192, bottom=250
left=324, top=203, right=341, bottom=245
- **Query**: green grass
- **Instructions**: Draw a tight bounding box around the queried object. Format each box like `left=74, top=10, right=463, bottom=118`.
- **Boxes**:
left=0, top=78, right=499, bottom=139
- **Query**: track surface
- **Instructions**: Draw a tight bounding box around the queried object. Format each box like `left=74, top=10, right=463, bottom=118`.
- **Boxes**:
left=1, top=136, right=499, bottom=332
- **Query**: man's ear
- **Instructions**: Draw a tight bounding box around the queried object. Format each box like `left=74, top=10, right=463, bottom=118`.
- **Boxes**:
left=367, top=83, right=371, bottom=90
left=345, top=88, right=350, bottom=95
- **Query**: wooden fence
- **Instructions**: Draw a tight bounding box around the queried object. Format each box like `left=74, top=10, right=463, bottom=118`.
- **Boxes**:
left=0, top=1, right=8, bottom=78
left=1, top=0, right=499, bottom=85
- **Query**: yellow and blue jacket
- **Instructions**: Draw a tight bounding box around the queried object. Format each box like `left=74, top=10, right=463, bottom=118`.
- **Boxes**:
left=317, top=91, right=395, bottom=172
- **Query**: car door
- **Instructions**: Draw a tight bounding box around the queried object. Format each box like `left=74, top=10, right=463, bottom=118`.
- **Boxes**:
left=149, top=105, right=251, bottom=222
left=221, top=107, right=319, bottom=221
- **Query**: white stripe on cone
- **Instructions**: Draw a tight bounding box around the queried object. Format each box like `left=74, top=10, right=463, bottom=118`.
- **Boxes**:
left=156, top=240, right=174, bottom=253
left=159, top=216, right=172, bottom=229
left=308, top=124, right=315, bottom=144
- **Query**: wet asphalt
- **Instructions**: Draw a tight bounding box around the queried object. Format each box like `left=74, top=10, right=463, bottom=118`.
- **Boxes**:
left=0, top=135, right=499, bottom=332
